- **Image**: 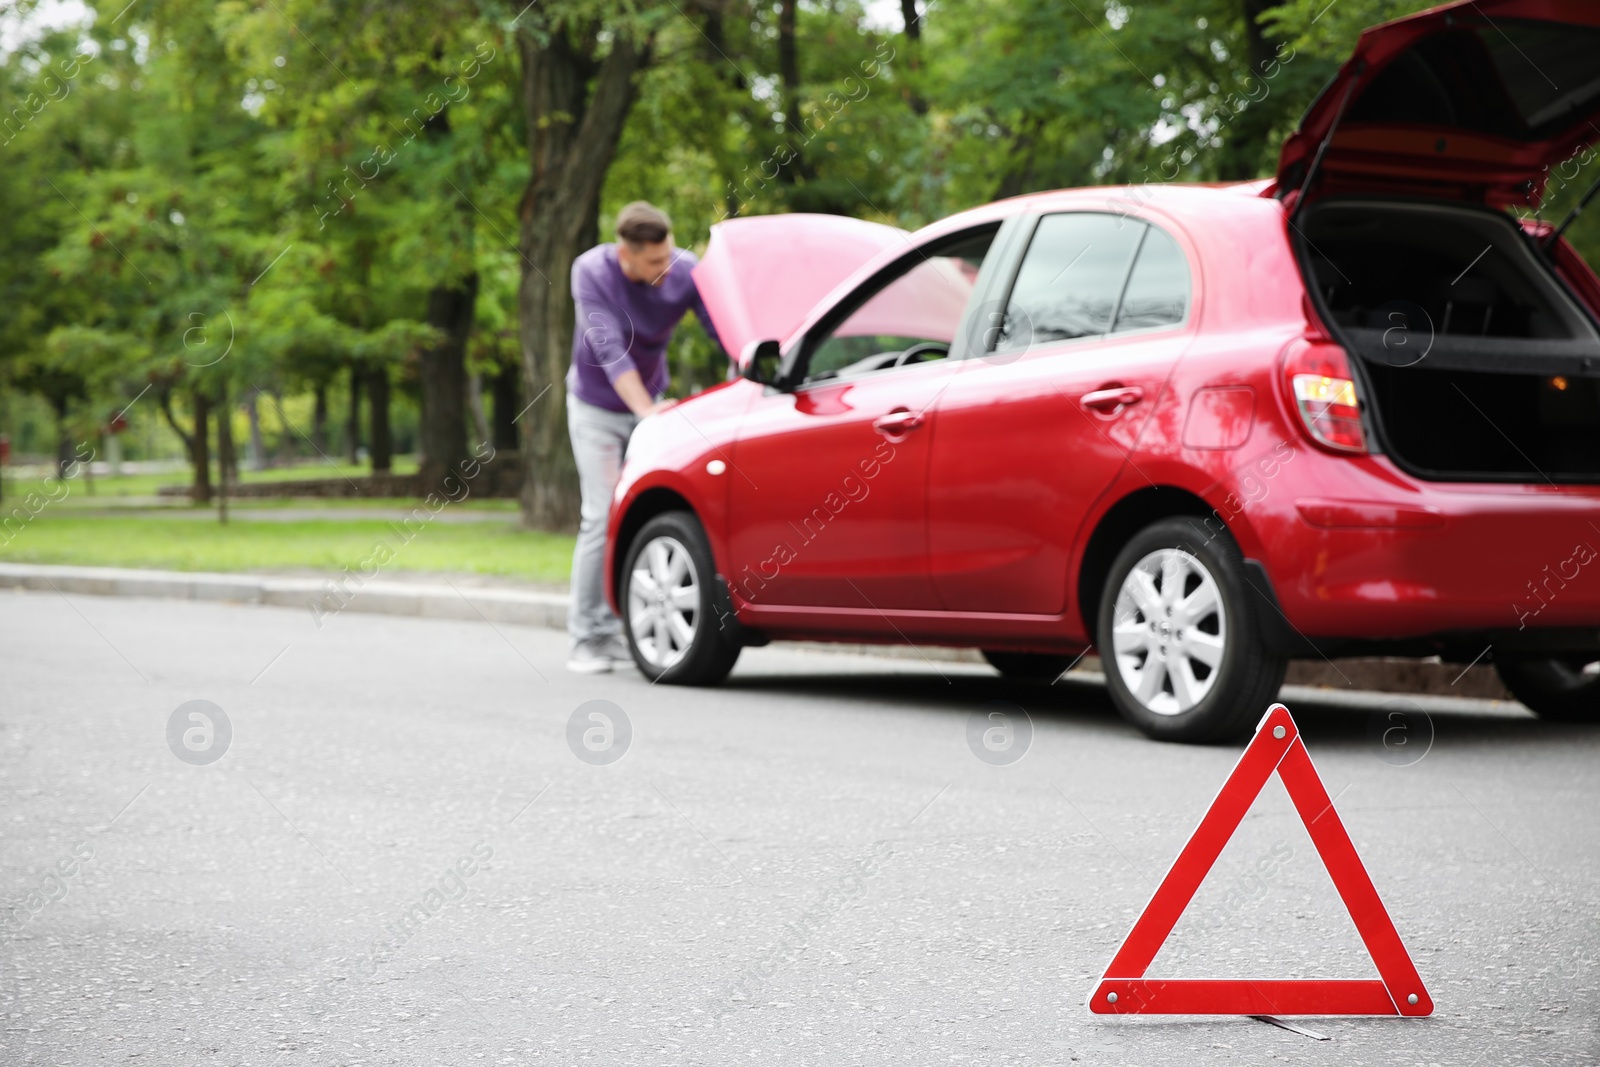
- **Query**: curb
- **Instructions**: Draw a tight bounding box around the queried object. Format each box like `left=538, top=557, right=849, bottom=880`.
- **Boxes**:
left=0, top=563, right=566, bottom=630
left=0, top=562, right=1513, bottom=700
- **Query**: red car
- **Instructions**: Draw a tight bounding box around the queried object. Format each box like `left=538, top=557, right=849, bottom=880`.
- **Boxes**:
left=607, top=0, right=1600, bottom=741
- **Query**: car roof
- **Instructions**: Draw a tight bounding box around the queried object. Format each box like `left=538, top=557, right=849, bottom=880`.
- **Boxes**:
left=908, top=179, right=1280, bottom=241
left=780, top=179, right=1302, bottom=348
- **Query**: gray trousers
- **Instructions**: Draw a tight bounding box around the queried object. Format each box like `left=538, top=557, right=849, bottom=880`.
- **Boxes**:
left=567, top=392, right=640, bottom=644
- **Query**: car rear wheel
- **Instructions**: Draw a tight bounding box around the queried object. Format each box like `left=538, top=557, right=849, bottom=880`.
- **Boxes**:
left=1096, top=516, right=1287, bottom=743
left=982, top=650, right=1076, bottom=683
left=1494, top=656, right=1600, bottom=722
left=622, top=511, right=741, bottom=686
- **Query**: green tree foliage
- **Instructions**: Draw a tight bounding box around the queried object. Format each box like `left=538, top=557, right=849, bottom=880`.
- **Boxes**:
left=3, top=0, right=1595, bottom=521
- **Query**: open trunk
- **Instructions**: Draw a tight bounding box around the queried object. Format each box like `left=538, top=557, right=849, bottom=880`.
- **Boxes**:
left=1275, top=0, right=1600, bottom=482
left=1298, top=199, right=1600, bottom=483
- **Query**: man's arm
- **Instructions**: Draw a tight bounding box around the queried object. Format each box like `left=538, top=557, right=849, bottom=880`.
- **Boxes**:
left=573, top=297, right=636, bottom=380
left=572, top=290, right=673, bottom=417
left=610, top=368, right=675, bottom=418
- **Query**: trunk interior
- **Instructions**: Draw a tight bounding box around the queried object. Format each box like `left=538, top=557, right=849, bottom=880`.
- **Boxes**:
left=1297, top=199, right=1600, bottom=482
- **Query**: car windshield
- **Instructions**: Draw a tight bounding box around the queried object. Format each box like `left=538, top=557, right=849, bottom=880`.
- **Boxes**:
left=804, top=230, right=995, bottom=382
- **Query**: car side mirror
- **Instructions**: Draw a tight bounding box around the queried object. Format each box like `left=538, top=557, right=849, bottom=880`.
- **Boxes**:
left=741, top=339, right=784, bottom=388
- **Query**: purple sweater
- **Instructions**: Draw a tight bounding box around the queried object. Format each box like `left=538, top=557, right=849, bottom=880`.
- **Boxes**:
left=565, top=244, right=721, bottom=413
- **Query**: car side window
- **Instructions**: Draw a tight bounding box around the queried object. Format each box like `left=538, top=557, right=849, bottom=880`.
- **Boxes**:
left=801, top=228, right=997, bottom=384
left=1113, top=224, right=1190, bottom=332
left=993, top=213, right=1144, bottom=352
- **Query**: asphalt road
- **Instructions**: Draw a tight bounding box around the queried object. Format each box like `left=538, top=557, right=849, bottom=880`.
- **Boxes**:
left=2, top=588, right=1596, bottom=1066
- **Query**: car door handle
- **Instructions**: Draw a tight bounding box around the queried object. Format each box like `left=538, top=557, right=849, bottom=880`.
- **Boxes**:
left=872, top=408, right=925, bottom=436
left=1080, top=386, right=1144, bottom=413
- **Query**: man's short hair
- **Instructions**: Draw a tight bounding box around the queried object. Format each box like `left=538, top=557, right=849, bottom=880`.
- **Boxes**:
left=616, top=201, right=672, bottom=247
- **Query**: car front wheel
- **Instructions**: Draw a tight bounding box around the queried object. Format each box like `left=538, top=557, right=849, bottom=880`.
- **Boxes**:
left=1096, top=516, right=1286, bottom=743
left=622, top=511, right=741, bottom=685
left=1495, top=656, right=1600, bottom=722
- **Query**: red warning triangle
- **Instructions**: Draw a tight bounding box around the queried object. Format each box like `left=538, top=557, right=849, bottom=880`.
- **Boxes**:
left=1089, top=703, right=1431, bottom=1017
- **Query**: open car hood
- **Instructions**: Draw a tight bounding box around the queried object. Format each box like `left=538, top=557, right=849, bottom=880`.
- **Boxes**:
left=692, top=213, right=908, bottom=366
left=1278, top=0, right=1600, bottom=209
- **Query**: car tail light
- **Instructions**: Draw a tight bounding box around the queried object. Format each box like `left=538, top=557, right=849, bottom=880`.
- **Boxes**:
left=1282, top=339, right=1367, bottom=454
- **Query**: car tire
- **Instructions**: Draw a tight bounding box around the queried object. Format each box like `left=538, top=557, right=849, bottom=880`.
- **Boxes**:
left=1096, top=516, right=1287, bottom=743
left=982, top=650, right=1076, bottom=683
left=621, top=511, right=741, bottom=686
left=1494, top=656, right=1600, bottom=722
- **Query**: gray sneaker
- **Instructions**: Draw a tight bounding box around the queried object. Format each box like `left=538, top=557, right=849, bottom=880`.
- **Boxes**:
left=566, top=637, right=614, bottom=674
left=598, top=633, right=634, bottom=666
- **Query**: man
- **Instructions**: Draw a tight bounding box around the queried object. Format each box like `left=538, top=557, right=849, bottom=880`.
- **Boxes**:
left=564, top=201, right=722, bottom=673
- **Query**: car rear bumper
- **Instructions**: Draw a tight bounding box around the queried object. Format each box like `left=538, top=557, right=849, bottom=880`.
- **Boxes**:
left=1258, top=458, right=1600, bottom=646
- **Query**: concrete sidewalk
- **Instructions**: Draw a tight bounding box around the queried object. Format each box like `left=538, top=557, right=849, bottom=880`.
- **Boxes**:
left=0, top=561, right=1515, bottom=700
left=0, top=562, right=566, bottom=629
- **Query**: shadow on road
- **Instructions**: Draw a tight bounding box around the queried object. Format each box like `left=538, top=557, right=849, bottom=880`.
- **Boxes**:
left=723, top=667, right=1120, bottom=727
left=720, top=664, right=1582, bottom=753
left=1271, top=688, right=1569, bottom=755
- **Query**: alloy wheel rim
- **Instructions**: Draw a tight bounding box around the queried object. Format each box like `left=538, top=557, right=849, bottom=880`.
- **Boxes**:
left=627, top=535, right=700, bottom=670
left=1111, top=548, right=1227, bottom=716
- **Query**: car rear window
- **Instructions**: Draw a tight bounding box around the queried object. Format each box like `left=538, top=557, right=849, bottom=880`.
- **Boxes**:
left=1346, top=20, right=1600, bottom=142
left=1484, top=21, right=1600, bottom=132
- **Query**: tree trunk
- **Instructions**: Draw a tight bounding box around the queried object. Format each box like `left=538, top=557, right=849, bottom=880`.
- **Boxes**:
left=776, top=0, right=811, bottom=184
left=491, top=361, right=520, bottom=451
left=1216, top=0, right=1288, bottom=181
left=418, top=272, right=478, bottom=493
left=516, top=22, right=652, bottom=530
left=992, top=118, right=1041, bottom=200
left=0, top=371, right=8, bottom=505
left=244, top=389, right=266, bottom=471
left=703, top=6, right=743, bottom=90
left=190, top=387, right=212, bottom=504
left=269, top=390, right=291, bottom=465
left=367, top=365, right=392, bottom=473
left=311, top=381, right=329, bottom=455
left=52, top=398, right=73, bottom=478
left=468, top=371, right=490, bottom=449
left=899, top=0, right=928, bottom=115
left=217, top=389, right=238, bottom=484
left=900, top=0, right=922, bottom=42
left=344, top=361, right=362, bottom=463
left=158, top=383, right=194, bottom=459
left=217, top=381, right=231, bottom=524
left=414, top=90, right=478, bottom=495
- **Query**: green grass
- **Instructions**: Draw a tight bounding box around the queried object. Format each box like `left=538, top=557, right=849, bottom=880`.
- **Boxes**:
left=0, top=513, right=574, bottom=582
left=2, top=456, right=520, bottom=512
left=2, top=455, right=424, bottom=500
left=46, top=494, right=520, bottom=513
left=6, top=469, right=192, bottom=499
